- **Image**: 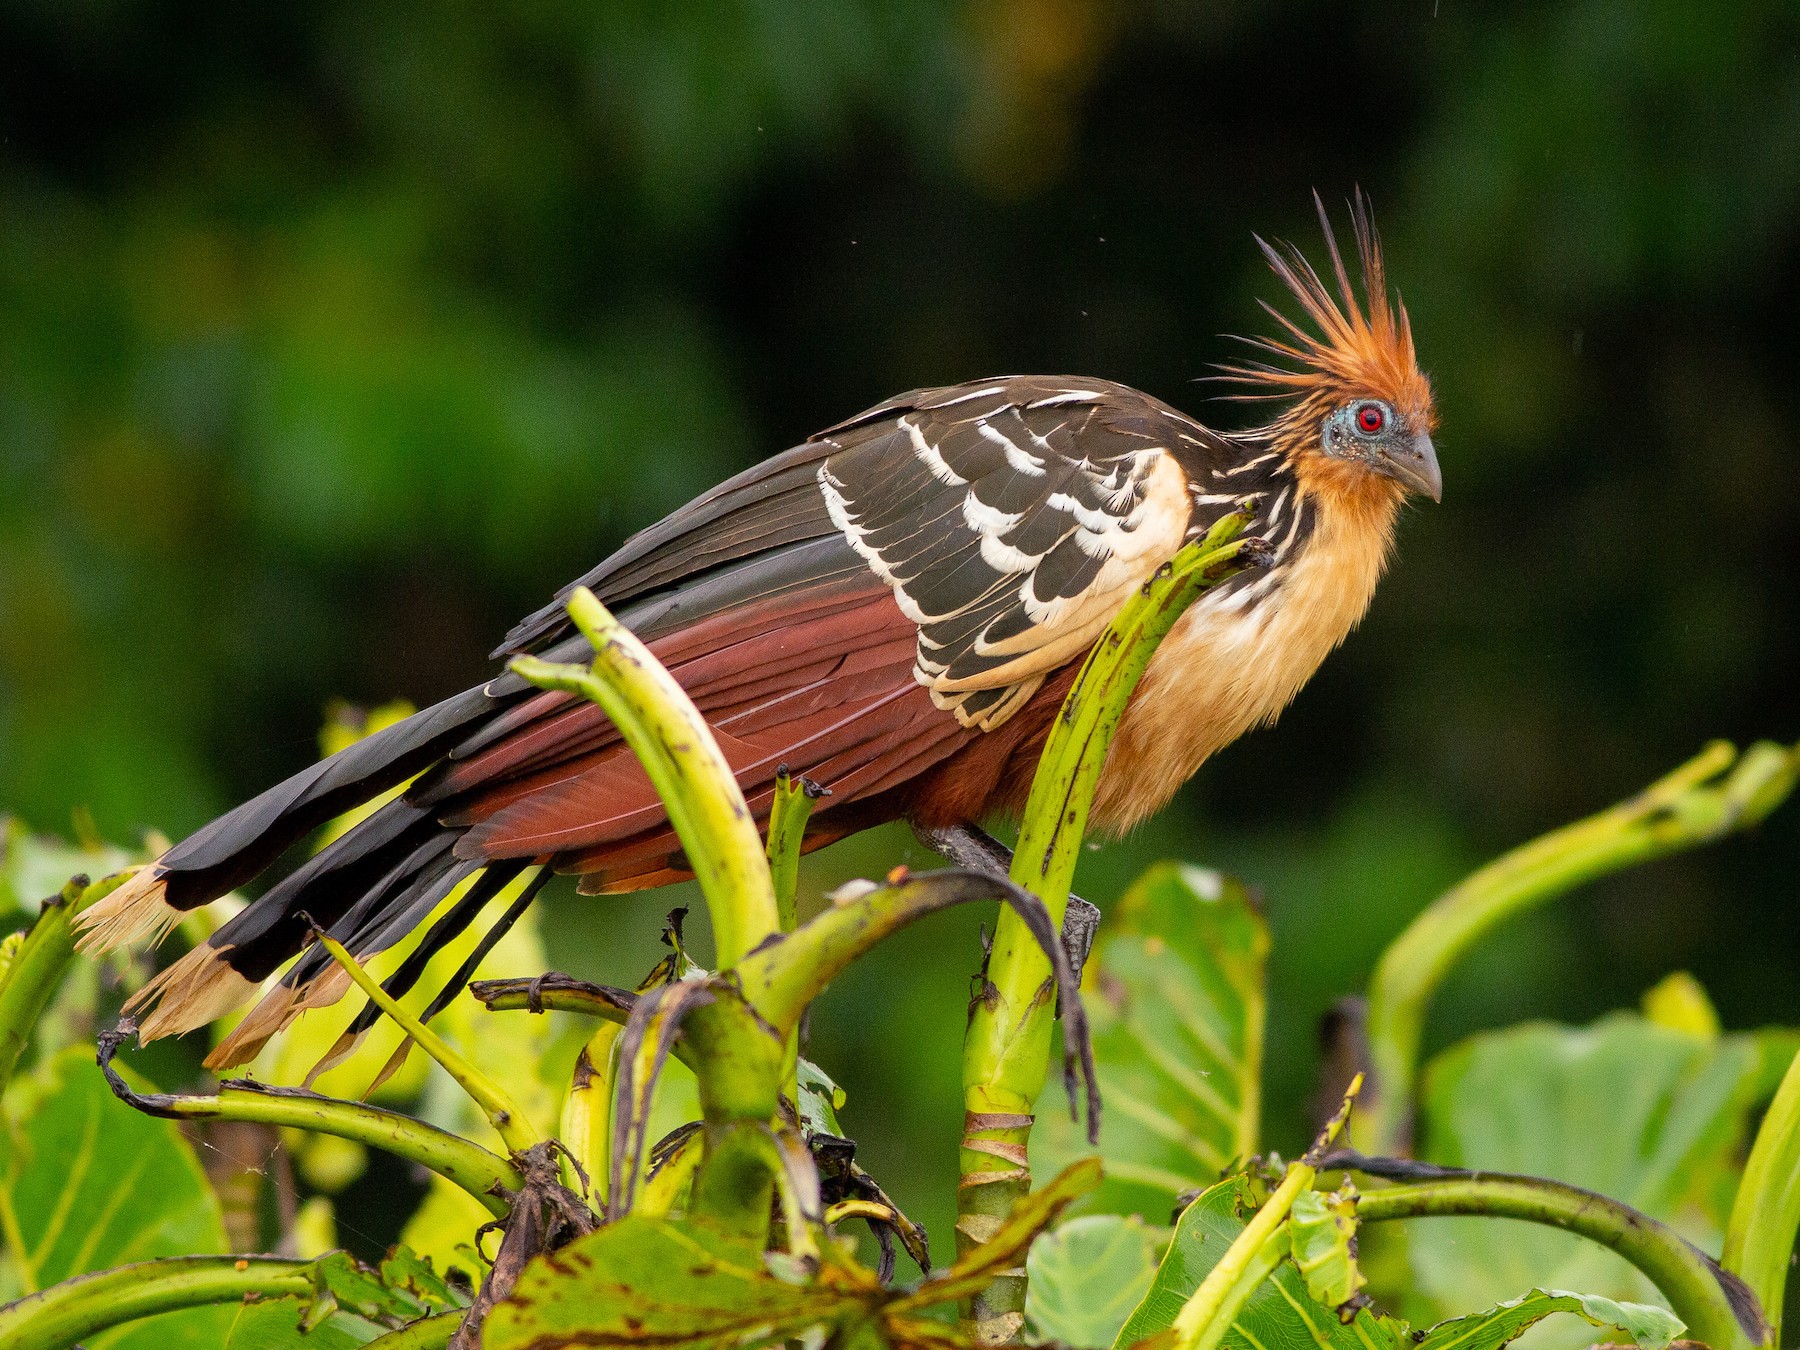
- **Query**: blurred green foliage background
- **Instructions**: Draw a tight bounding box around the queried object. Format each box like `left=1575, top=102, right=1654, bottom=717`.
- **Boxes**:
left=2, top=0, right=1796, bottom=1261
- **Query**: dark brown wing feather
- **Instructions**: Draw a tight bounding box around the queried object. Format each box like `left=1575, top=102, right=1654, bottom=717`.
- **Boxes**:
left=434, top=375, right=1220, bottom=887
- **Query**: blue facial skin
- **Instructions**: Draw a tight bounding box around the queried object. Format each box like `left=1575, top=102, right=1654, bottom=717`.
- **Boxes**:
left=1325, top=399, right=1442, bottom=501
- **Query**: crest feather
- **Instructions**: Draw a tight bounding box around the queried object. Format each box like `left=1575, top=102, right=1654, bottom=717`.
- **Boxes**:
left=1215, top=190, right=1429, bottom=423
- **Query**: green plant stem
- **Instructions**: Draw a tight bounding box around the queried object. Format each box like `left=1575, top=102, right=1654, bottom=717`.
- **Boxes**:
left=508, top=588, right=780, bottom=969
left=1724, top=1043, right=1800, bottom=1342
left=0, top=1255, right=314, bottom=1350
left=0, top=872, right=124, bottom=1092
left=1361, top=738, right=1800, bottom=1154
left=764, top=770, right=819, bottom=1104
left=681, top=993, right=787, bottom=1239
left=365, top=1311, right=463, bottom=1348
left=956, top=516, right=1258, bottom=1342
left=1171, top=1079, right=1360, bottom=1350
left=765, top=770, right=820, bottom=934
left=311, top=928, right=541, bottom=1155
left=98, top=1040, right=517, bottom=1214
left=737, top=871, right=1056, bottom=1037
left=561, top=1022, right=622, bottom=1203
left=1338, top=1160, right=1764, bottom=1350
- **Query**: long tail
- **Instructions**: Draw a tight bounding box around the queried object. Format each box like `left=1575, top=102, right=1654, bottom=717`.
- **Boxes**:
left=74, top=650, right=579, bottom=1068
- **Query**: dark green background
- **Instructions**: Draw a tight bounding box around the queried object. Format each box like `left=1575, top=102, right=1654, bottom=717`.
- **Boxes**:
left=2, top=0, right=1796, bottom=1257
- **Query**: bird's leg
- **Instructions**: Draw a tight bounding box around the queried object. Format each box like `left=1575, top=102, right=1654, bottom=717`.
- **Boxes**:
left=913, top=823, right=1101, bottom=983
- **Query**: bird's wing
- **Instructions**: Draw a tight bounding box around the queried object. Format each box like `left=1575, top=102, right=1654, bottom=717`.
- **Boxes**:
left=423, top=376, right=1222, bottom=870
left=814, top=376, right=1203, bottom=729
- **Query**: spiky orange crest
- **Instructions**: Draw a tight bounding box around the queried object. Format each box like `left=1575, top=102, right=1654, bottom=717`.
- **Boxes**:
left=1220, top=191, right=1434, bottom=436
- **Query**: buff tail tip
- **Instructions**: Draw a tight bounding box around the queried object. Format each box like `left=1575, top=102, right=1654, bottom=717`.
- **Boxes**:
left=73, top=863, right=181, bottom=955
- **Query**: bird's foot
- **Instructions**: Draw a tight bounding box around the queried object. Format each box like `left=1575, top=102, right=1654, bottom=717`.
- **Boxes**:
left=913, top=823, right=1100, bottom=981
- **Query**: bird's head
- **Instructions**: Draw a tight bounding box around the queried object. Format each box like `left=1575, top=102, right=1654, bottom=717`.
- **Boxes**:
left=1220, top=192, right=1441, bottom=503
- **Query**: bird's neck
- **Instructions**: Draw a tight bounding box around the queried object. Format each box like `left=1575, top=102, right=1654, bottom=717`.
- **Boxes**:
left=1090, top=444, right=1404, bottom=833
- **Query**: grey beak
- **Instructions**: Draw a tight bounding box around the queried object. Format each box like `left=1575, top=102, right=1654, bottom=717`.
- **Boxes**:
left=1379, top=431, right=1443, bottom=502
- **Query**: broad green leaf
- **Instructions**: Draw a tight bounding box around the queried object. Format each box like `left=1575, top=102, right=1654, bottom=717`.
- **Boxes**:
left=1414, top=1290, right=1684, bottom=1350
left=1114, top=1175, right=1406, bottom=1350
left=483, top=1213, right=869, bottom=1350
left=0, top=1045, right=233, bottom=1346
left=1034, top=864, right=1267, bottom=1218
left=487, top=1164, right=1097, bottom=1350
left=1025, top=1215, right=1158, bottom=1348
left=0, top=1045, right=226, bottom=1295
left=1403, top=1007, right=1769, bottom=1343
left=220, top=1299, right=386, bottom=1349
left=1288, top=1189, right=1364, bottom=1309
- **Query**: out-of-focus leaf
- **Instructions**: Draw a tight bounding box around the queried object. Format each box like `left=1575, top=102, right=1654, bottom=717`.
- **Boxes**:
left=0, top=824, right=143, bottom=1070
left=1413, top=1290, right=1684, bottom=1350
left=1403, top=1007, right=1771, bottom=1343
left=1024, top=1215, right=1158, bottom=1348
left=395, top=1179, right=489, bottom=1289
left=1288, top=1188, right=1364, bottom=1309
left=0, top=1045, right=233, bottom=1345
left=1033, top=864, right=1267, bottom=1218
left=0, top=1046, right=225, bottom=1293
left=219, top=1299, right=385, bottom=1349
left=0, top=818, right=134, bottom=919
left=1640, top=971, right=1722, bottom=1040
left=1114, top=1175, right=1404, bottom=1350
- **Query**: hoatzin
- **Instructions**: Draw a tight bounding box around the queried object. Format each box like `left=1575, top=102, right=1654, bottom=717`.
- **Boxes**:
left=79, top=198, right=1440, bottom=1068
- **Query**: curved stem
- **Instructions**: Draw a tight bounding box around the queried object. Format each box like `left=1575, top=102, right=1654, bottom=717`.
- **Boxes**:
left=1361, top=738, right=1799, bottom=1154
left=1329, top=1153, right=1766, bottom=1350
left=0, top=1255, right=314, bottom=1350
left=509, top=588, right=779, bottom=969
left=1724, top=1043, right=1800, bottom=1342
left=957, top=516, right=1260, bottom=1340
left=99, top=1031, right=516, bottom=1214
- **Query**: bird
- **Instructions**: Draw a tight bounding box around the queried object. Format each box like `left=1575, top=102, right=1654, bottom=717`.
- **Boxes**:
left=78, top=194, right=1440, bottom=1070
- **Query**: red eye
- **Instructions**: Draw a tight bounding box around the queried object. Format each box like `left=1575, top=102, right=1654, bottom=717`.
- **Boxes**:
left=1355, top=403, right=1387, bottom=435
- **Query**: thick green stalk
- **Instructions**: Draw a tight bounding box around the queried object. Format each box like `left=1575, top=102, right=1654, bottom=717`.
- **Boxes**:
left=0, top=872, right=124, bottom=1092
left=312, top=929, right=541, bottom=1155
left=98, top=1039, right=517, bottom=1214
left=680, top=994, right=787, bottom=1239
left=1361, top=738, right=1799, bottom=1154
left=1724, top=1044, right=1800, bottom=1342
left=1347, top=1168, right=1762, bottom=1350
left=0, top=1256, right=313, bottom=1350
left=737, top=871, right=1058, bottom=1037
left=957, top=517, right=1258, bottom=1342
left=509, top=588, right=780, bottom=968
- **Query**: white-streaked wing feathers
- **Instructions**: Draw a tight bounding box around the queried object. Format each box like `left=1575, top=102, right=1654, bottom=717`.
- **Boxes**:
left=816, top=381, right=1201, bottom=730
